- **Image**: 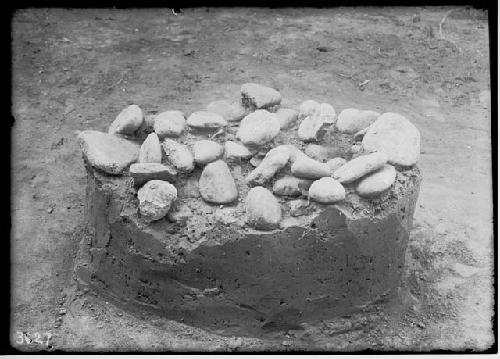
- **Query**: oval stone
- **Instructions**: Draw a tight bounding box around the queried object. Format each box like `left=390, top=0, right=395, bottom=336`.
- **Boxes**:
left=137, top=180, right=177, bottom=223
left=308, top=177, right=346, bottom=204
left=153, top=110, right=186, bottom=138
left=187, top=111, right=228, bottom=129
left=291, top=155, right=332, bottom=179
left=236, top=110, right=281, bottom=147
left=224, top=141, right=252, bottom=162
left=246, top=186, right=282, bottom=230
left=192, top=140, right=224, bottom=165
left=198, top=160, right=238, bottom=204
left=108, top=104, right=144, bottom=136
left=336, top=108, right=380, bottom=134
left=162, top=139, right=195, bottom=173
left=333, top=151, right=388, bottom=183
left=356, top=164, right=396, bottom=197
left=241, top=83, right=282, bottom=109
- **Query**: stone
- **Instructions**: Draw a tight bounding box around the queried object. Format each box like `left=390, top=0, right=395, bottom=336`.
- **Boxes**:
left=353, top=127, right=369, bottom=142
left=298, top=100, right=320, bottom=120
left=288, top=199, right=314, bottom=217
left=241, top=83, right=281, bottom=109
left=246, top=146, right=290, bottom=186
left=276, top=108, right=299, bottom=129
left=249, top=156, right=263, bottom=167
left=291, top=155, right=332, bottom=179
left=361, top=112, right=421, bottom=167
left=305, top=144, right=329, bottom=163
left=153, top=111, right=186, bottom=138
left=246, top=186, right=282, bottom=230
left=224, top=141, right=252, bottom=162
left=192, top=140, right=224, bottom=165
left=356, top=164, right=396, bottom=197
left=273, top=176, right=312, bottom=197
left=77, top=130, right=140, bottom=175
left=333, top=151, right=388, bottom=183
left=236, top=110, right=281, bottom=147
left=137, top=180, right=177, bottom=222
left=308, top=177, right=346, bottom=204
left=167, top=203, right=193, bottom=224
left=187, top=111, right=228, bottom=129
left=336, top=108, right=380, bottom=134
left=162, top=139, right=195, bottom=173
left=297, top=104, right=336, bottom=142
left=139, top=133, right=162, bottom=163
left=129, top=162, right=177, bottom=186
left=198, top=160, right=238, bottom=204
left=108, top=104, right=144, bottom=136
left=326, top=157, right=347, bottom=172
left=206, top=100, right=247, bottom=122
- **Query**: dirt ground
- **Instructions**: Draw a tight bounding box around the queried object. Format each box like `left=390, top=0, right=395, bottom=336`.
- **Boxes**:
left=10, top=7, right=493, bottom=352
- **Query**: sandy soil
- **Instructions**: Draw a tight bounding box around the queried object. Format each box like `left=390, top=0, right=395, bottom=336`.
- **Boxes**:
left=11, top=7, right=493, bottom=352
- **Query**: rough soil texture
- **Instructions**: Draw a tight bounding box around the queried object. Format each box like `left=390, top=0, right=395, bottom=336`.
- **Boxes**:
left=11, top=7, right=493, bottom=351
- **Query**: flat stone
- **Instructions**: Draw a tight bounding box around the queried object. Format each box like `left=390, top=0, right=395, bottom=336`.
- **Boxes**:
left=108, top=104, right=144, bottom=136
left=276, top=108, right=299, bottom=129
left=356, top=164, right=396, bottom=197
left=326, top=157, right=347, bottom=172
left=78, top=130, right=140, bottom=175
left=137, top=180, right=177, bottom=223
left=309, top=177, right=346, bottom=204
left=187, top=111, right=228, bottom=129
left=298, top=100, right=320, bottom=120
left=236, top=110, right=281, bottom=147
left=192, top=140, right=224, bottom=165
left=291, top=155, right=332, bottom=179
left=336, top=108, right=380, bottom=134
left=153, top=111, right=186, bottom=138
left=305, top=144, right=330, bottom=163
left=198, top=160, right=238, bottom=204
left=129, top=162, right=177, bottom=186
left=246, top=146, right=290, bottom=186
left=162, top=139, right=195, bottom=173
left=333, top=151, right=388, bottom=183
left=273, top=176, right=312, bottom=197
left=241, top=83, right=281, bottom=109
left=246, top=186, right=281, bottom=230
left=297, top=104, right=336, bottom=142
left=206, top=100, right=247, bottom=122
left=139, top=133, right=162, bottom=163
left=224, top=141, right=252, bottom=162
left=362, top=112, right=421, bottom=167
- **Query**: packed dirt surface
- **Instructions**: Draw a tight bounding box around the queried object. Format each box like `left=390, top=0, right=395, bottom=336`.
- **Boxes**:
left=11, top=7, right=493, bottom=352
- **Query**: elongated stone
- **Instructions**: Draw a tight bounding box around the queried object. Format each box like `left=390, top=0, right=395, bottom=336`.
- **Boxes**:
left=139, top=133, right=162, bottom=163
left=108, top=104, right=144, bottom=136
left=291, top=155, right=332, bottom=179
left=356, top=164, right=396, bottom=197
left=246, top=146, right=290, bottom=186
left=129, top=162, right=177, bottom=186
left=187, top=111, right=227, bottom=129
left=162, top=139, right=195, bottom=173
left=333, top=151, right=388, bottom=183
left=241, top=83, right=281, bottom=109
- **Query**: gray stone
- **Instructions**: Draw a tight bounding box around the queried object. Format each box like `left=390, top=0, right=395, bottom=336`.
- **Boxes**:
left=305, top=144, right=329, bottom=162
left=298, top=99, right=320, bottom=120
left=162, top=139, right=195, bottom=173
left=241, top=83, right=281, bottom=109
left=198, top=160, right=238, bottom=204
left=246, top=186, right=282, bottom=230
left=362, top=112, right=421, bottom=167
left=192, top=140, right=224, bottom=165
left=206, top=100, right=247, bottom=122
left=224, top=141, right=252, bottom=162
left=139, top=133, right=162, bottom=163
left=273, top=176, right=313, bottom=197
left=246, top=146, right=290, bottom=186
left=129, top=162, right=177, bottom=186
left=356, top=164, right=396, bottom=197
left=326, top=157, right=347, bottom=172
left=108, top=104, right=144, bottom=136
left=291, top=155, right=332, bottom=179
left=333, top=151, right=388, bottom=183
left=336, top=108, right=380, bottom=134
left=187, top=111, right=228, bottom=129
left=137, top=180, right=177, bottom=223
left=297, top=104, right=336, bottom=142
left=308, top=177, right=346, bottom=204
left=153, top=110, right=186, bottom=138
left=236, top=110, right=281, bottom=147
left=77, top=130, right=140, bottom=175
left=276, top=108, right=299, bottom=129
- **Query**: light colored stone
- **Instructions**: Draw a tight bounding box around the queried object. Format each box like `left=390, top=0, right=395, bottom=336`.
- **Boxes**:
left=187, top=111, right=228, bottom=129
left=273, top=176, right=312, bottom=197
left=305, top=144, right=329, bottom=163
left=153, top=111, right=186, bottom=138
left=77, top=130, right=140, bottom=175
left=297, top=105, right=336, bottom=142
left=336, top=108, right=380, bottom=134
left=236, top=110, right=281, bottom=147
left=356, top=164, right=396, bottom=197
left=198, top=160, right=238, bottom=204
left=206, top=100, right=247, bottom=122
left=316, top=103, right=336, bottom=124
left=129, top=162, right=177, bottom=186
left=362, top=112, right=421, bottom=167
left=291, top=155, right=332, bottom=179
left=224, top=141, right=252, bottom=162
left=246, top=186, right=281, bottom=230
left=246, top=146, right=290, bottom=186
left=241, top=83, right=281, bottom=109
left=192, top=140, right=223, bottom=165
left=108, top=104, right=144, bottom=136
left=333, top=151, right=388, bottom=183
left=298, top=100, right=320, bottom=120
left=308, top=177, right=346, bottom=204
left=139, top=133, right=162, bottom=163
left=162, top=139, right=195, bottom=173
left=137, top=180, right=177, bottom=222
left=327, top=157, right=347, bottom=172
left=276, top=108, right=299, bottom=129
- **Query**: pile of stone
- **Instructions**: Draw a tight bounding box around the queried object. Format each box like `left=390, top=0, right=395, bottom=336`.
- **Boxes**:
left=78, top=83, right=421, bottom=230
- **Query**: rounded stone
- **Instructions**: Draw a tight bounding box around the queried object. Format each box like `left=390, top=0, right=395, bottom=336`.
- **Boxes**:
left=162, top=139, right=195, bottom=173
left=298, top=99, right=320, bottom=120
left=291, top=155, right=332, bottom=179
left=241, top=83, right=282, bottom=109
left=276, top=108, right=299, bottom=129
left=356, top=164, right=396, bottom=197
left=361, top=112, right=421, bottom=167
left=192, top=140, right=224, bottom=165
left=198, top=160, right=238, bottom=204
left=139, top=133, right=162, bottom=163
left=236, top=110, right=281, bottom=147
left=224, top=141, right=252, bottom=162
left=333, top=151, right=388, bottom=184
left=206, top=100, right=247, bottom=122
left=308, top=177, right=346, bottom=204
left=336, top=108, right=380, bottom=134
left=108, top=104, right=144, bottom=136
left=137, top=180, right=177, bottom=223
left=153, top=111, right=186, bottom=138
left=187, top=111, right=228, bottom=129
left=246, top=186, right=281, bottom=230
